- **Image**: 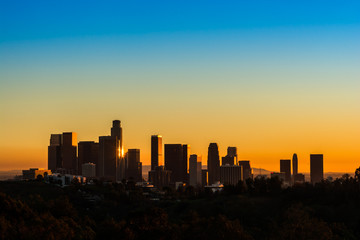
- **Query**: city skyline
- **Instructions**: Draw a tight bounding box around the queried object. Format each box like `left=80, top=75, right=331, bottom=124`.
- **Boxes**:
left=0, top=118, right=358, bottom=173
left=1, top=2, right=360, bottom=239
left=1, top=1, right=360, bottom=172
left=44, top=119, right=324, bottom=187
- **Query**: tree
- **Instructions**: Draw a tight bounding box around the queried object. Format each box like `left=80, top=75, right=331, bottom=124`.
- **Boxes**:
left=355, top=167, right=360, bottom=183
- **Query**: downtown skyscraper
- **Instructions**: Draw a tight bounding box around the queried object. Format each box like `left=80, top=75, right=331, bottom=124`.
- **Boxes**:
left=292, top=153, right=298, bottom=176
left=98, top=120, right=124, bottom=181
left=189, top=154, right=202, bottom=187
left=111, top=120, right=125, bottom=180
left=78, top=141, right=99, bottom=175
left=164, top=144, right=188, bottom=183
left=48, top=134, right=62, bottom=172
left=48, top=132, right=77, bottom=174
left=207, top=143, right=220, bottom=185
left=310, top=154, right=324, bottom=184
left=151, top=135, right=163, bottom=170
left=280, top=159, right=291, bottom=183
left=126, top=149, right=142, bottom=182
left=238, top=160, right=252, bottom=180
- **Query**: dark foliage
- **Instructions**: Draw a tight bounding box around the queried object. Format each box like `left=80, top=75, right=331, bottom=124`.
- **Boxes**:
left=1, top=170, right=360, bottom=239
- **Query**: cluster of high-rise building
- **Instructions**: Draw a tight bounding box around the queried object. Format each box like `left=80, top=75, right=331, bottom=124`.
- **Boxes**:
left=148, top=140, right=252, bottom=189
left=272, top=153, right=324, bottom=185
left=48, top=120, right=324, bottom=189
left=48, top=120, right=140, bottom=182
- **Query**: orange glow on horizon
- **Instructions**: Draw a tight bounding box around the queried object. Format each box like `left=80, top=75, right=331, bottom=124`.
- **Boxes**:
left=0, top=87, right=359, bottom=173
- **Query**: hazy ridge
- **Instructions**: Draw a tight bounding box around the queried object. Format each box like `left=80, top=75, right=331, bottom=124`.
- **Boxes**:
left=0, top=167, right=353, bottom=182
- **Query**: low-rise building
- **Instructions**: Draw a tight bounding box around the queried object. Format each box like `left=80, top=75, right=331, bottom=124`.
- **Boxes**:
left=22, top=168, right=52, bottom=180
left=45, top=174, right=86, bottom=187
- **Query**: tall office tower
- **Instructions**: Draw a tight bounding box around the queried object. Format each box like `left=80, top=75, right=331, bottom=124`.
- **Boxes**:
left=280, top=159, right=291, bottom=183
left=110, top=120, right=125, bottom=181
left=61, top=132, right=77, bottom=174
left=48, top=134, right=62, bottom=172
left=238, top=161, right=252, bottom=180
left=78, top=141, right=99, bottom=175
left=207, top=143, right=220, bottom=185
left=111, top=120, right=123, bottom=148
left=310, top=154, right=324, bottom=184
left=151, top=135, right=163, bottom=170
left=148, top=166, right=171, bottom=189
left=227, top=147, right=238, bottom=162
left=220, top=165, right=243, bottom=185
left=189, top=154, right=202, bottom=187
left=183, top=144, right=190, bottom=182
left=292, top=153, right=298, bottom=176
left=126, top=149, right=142, bottom=182
left=165, top=144, right=187, bottom=183
left=201, top=169, right=208, bottom=187
left=98, top=136, right=119, bottom=181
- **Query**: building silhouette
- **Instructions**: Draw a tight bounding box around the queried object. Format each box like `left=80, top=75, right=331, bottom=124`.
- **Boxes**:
left=148, top=166, right=171, bottom=189
left=280, top=159, right=291, bottom=183
left=183, top=144, right=190, bottom=183
left=126, top=149, right=142, bottom=182
left=221, top=147, right=237, bottom=166
left=238, top=160, right=252, bottom=180
left=78, top=141, right=99, bottom=175
left=189, top=154, right=202, bottom=187
left=48, top=132, right=77, bottom=174
left=61, top=132, right=77, bottom=173
left=111, top=120, right=125, bottom=180
left=292, top=153, right=298, bottom=176
left=207, top=143, right=220, bottom=185
left=151, top=135, right=163, bottom=170
left=111, top=120, right=123, bottom=149
left=165, top=144, right=187, bottom=183
left=48, top=134, right=62, bottom=172
left=310, top=154, right=324, bottom=184
left=98, top=136, right=119, bottom=181
left=23, top=168, right=51, bottom=180
left=201, top=169, right=208, bottom=187
left=220, top=165, right=242, bottom=185
left=227, top=147, right=237, bottom=161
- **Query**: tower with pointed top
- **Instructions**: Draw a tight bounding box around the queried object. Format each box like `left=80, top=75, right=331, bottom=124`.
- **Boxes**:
left=207, top=143, right=220, bottom=185
left=292, top=153, right=298, bottom=176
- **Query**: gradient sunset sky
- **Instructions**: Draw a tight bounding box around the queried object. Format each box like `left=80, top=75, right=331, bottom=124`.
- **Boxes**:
left=1, top=1, right=359, bottom=172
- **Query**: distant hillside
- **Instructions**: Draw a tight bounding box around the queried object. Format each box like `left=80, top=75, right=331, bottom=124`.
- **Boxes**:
left=142, top=165, right=354, bottom=182
left=252, top=168, right=272, bottom=177
left=2, top=167, right=353, bottom=182
left=0, top=170, right=22, bottom=181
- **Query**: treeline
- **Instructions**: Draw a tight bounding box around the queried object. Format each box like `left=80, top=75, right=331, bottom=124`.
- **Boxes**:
left=1, top=170, right=360, bottom=239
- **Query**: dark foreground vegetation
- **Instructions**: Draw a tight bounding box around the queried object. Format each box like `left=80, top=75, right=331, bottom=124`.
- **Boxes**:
left=1, top=170, right=360, bottom=240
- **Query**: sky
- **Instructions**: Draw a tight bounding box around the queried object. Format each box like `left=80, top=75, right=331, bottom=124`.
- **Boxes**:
left=0, top=1, right=360, bottom=172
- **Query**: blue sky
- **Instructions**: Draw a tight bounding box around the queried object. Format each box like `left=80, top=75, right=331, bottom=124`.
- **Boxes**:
left=1, top=1, right=360, bottom=41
